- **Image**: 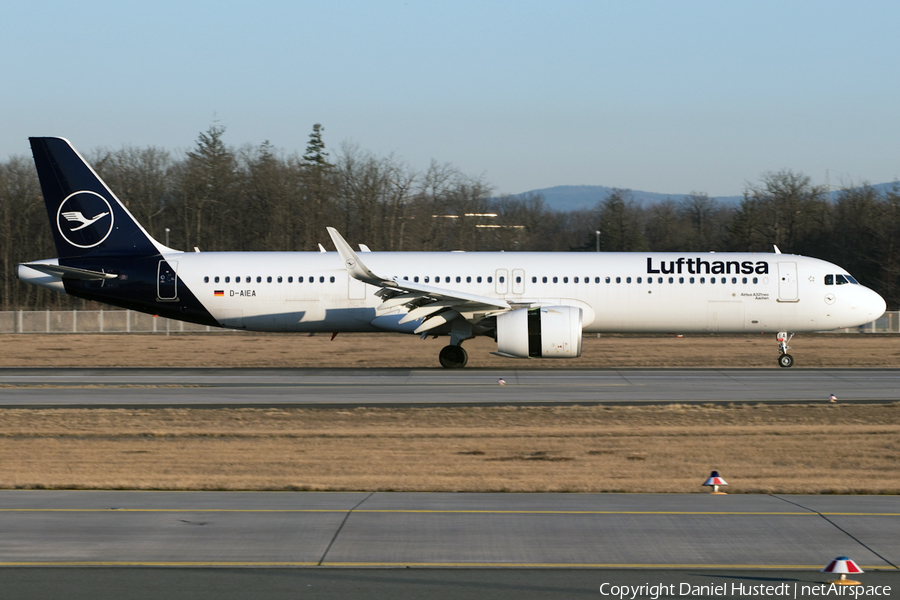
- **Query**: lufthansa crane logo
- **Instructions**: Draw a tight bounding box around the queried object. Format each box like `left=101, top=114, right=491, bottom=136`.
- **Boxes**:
left=56, top=191, right=114, bottom=248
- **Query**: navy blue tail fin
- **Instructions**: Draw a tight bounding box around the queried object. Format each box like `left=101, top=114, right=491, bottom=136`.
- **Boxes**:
left=30, top=137, right=163, bottom=260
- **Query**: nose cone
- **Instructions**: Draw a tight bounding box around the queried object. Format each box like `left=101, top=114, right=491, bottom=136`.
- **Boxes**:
left=867, top=288, right=887, bottom=321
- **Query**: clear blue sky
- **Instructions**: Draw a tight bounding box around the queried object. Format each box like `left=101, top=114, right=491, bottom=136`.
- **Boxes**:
left=2, top=1, right=898, bottom=197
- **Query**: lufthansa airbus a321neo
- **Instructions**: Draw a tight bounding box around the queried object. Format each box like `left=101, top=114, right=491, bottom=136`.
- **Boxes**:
left=17, top=137, right=886, bottom=368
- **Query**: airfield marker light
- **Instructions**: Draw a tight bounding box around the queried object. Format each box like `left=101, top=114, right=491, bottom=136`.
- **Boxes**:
left=821, top=556, right=863, bottom=585
left=498, top=378, right=506, bottom=386
left=702, top=470, right=728, bottom=494
left=829, top=394, right=837, bottom=403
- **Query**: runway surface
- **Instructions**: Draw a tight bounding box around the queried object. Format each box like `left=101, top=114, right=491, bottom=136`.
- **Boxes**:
left=1, top=492, right=898, bottom=599
left=1, top=367, right=899, bottom=406
left=1, top=491, right=898, bottom=569
left=1, top=568, right=897, bottom=600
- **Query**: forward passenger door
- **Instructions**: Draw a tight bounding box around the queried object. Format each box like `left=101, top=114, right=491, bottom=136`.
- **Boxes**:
left=777, top=262, right=798, bottom=302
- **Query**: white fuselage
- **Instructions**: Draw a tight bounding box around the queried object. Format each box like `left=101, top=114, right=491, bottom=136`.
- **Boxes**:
left=165, top=250, right=885, bottom=334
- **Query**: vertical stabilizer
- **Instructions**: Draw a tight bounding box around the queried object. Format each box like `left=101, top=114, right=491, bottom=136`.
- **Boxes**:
left=29, top=137, right=165, bottom=260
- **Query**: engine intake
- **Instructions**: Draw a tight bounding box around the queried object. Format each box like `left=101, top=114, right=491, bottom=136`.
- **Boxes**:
left=496, top=306, right=583, bottom=358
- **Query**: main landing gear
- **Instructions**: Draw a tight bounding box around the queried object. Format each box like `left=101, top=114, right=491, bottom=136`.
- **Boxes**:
left=439, top=344, right=468, bottom=369
left=777, top=331, right=794, bottom=368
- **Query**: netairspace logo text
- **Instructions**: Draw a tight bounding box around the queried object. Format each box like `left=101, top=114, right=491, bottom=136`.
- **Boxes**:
left=599, top=582, right=892, bottom=599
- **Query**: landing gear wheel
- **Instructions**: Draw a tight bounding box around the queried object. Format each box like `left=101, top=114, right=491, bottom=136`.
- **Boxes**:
left=776, top=331, right=795, bottom=368
left=439, top=345, right=468, bottom=369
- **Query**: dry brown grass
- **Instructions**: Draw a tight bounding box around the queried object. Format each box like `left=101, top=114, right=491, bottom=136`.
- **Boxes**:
left=1, top=404, right=898, bottom=494
left=2, top=332, right=898, bottom=493
left=1, top=332, right=899, bottom=368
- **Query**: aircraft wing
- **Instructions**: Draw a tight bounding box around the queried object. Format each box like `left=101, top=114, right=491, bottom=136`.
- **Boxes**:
left=327, top=227, right=509, bottom=333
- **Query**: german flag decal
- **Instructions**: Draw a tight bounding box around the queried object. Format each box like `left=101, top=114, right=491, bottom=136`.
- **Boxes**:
left=214, top=290, right=224, bottom=297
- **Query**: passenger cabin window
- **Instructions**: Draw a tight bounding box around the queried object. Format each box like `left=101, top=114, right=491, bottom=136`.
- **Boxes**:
left=532, top=277, right=537, bottom=283
left=488, top=276, right=493, bottom=283
left=277, top=276, right=282, bottom=283
left=204, top=276, right=209, bottom=283
left=615, top=277, right=621, bottom=283
left=543, top=277, right=548, bottom=283
left=267, top=276, right=272, bottom=283
left=477, top=276, right=482, bottom=283
left=257, top=276, right=262, bottom=283
left=553, top=277, right=558, bottom=283
left=214, top=276, right=220, bottom=283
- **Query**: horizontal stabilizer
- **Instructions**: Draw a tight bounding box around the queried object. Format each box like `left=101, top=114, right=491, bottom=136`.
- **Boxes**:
left=21, top=262, right=117, bottom=280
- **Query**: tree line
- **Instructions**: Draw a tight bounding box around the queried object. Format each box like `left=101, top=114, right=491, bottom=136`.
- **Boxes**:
left=1, top=124, right=898, bottom=311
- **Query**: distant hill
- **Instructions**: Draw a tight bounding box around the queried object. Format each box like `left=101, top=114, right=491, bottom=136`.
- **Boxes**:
left=515, top=183, right=897, bottom=212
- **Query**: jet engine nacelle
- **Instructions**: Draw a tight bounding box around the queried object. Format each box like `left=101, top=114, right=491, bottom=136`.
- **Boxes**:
left=496, top=306, right=583, bottom=359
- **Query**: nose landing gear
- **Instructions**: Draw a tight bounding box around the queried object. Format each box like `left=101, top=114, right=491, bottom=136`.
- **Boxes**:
left=777, top=331, right=794, bottom=368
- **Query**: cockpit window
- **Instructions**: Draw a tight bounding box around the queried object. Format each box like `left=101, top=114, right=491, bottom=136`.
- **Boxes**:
left=826, top=273, right=859, bottom=285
